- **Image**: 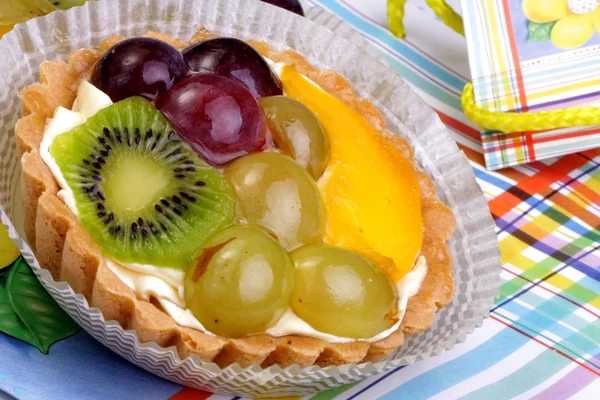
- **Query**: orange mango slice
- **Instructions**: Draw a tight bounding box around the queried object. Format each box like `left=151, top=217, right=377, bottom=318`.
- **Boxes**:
left=280, top=65, right=423, bottom=281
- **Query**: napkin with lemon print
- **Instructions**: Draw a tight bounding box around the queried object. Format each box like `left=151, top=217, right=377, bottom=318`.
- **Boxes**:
left=461, top=0, right=600, bottom=170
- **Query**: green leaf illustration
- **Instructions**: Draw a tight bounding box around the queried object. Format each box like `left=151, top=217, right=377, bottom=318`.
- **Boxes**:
left=0, top=257, right=79, bottom=353
left=528, top=21, right=556, bottom=41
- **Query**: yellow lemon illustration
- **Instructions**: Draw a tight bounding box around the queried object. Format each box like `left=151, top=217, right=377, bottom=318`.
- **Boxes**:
left=551, top=15, right=595, bottom=49
left=524, top=0, right=600, bottom=49
left=523, top=0, right=569, bottom=23
left=0, top=223, right=20, bottom=270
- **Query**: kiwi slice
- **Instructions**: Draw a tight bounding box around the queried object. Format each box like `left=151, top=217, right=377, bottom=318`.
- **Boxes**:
left=49, top=97, right=235, bottom=270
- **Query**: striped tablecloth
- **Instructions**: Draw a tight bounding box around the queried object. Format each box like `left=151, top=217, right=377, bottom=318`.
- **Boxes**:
left=1, top=0, right=598, bottom=399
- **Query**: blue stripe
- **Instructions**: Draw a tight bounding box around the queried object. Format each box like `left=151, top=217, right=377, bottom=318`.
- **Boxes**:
left=461, top=0, right=485, bottom=85
left=500, top=298, right=599, bottom=366
left=316, top=0, right=466, bottom=90
left=577, top=275, right=600, bottom=297
left=460, top=350, right=569, bottom=400
left=377, top=328, right=530, bottom=400
left=493, top=245, right=600, bottom=315
left=380, top=53, right=463, bottom=111
left=473, top=166, right=514, bottom=191
left=346, top=367, right=405, bottom=400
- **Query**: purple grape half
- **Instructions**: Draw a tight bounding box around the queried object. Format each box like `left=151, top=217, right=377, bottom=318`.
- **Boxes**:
left=92, top=37, right=188, bottom=102
left=183, top=38, right=282, bottom=98
left=260, top=0, right=304, bottom=16
left=156, top=74, right=267, bottom=166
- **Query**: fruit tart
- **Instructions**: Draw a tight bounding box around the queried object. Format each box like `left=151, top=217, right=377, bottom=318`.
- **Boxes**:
left=16, top=29, right=456, bottom=368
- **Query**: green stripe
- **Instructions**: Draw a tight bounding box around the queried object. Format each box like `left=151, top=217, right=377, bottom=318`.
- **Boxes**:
left=496, top=295, right=599, bottom=369
left=309, top=381, right=361, bottom=400
left=538, top=138, right=600, bottom=158
left=381, top=54, right=462, bottom=111
left=500, top=234, right=600, bottom=308
left=542, top=208, right=600, bottom=243
left=460, top=349, right=570, bottom=400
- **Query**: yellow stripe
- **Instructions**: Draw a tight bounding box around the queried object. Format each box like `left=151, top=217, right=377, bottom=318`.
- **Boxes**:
left=526, top=78, right=600, bottom=102
left=499, top=235, right=530, bottom=265
left=486, top=0, right=517, bottom=111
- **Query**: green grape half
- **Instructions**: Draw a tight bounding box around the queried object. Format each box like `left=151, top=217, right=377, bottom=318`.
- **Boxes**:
left=258, top=96, right=330, bottom=179
left=184, top=224, right=294, bottom=338
left=224, top=152, right=325, bottom=250
left=290, top=244, right=398, bottom=338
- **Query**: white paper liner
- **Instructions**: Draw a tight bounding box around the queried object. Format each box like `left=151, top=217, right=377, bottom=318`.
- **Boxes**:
left=0, top=0, right=501, bottom=396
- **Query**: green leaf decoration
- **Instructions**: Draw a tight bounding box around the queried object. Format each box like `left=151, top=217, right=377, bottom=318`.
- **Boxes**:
left=528, top=21, right=556, bottom=41
left=0, top=257, right=79, bottom=354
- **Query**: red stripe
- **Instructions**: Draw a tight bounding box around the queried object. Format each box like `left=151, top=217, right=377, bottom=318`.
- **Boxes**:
left=489, top=153, right=590, bottom=216
left=524, top=131, right=536, bottom=162
left=457, top=143, right=486, bottom=166
left=435, top=110, right=482, bottom=142
left=531, top=127, right=600, bottom=145
left=581, top=149, right=600, bottom=158
left=490, top=315, right=600, bottom=376
left=169, top=388, right=212, bottom=400
left=499, top=0, right=528, bottom=111
left=484, top=137, right=527, bottom=152
left=500, top=0, right=536, bottom=159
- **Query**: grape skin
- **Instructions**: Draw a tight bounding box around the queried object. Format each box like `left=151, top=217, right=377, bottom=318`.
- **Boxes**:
left=183, top=38, right=282, bottom=98
left=260, top=0, right=304, bottom=16
left=184, top=224, right=294, bottom=337
left=258, top=96, right=330, bottom=179
left=224, top=152, right=325, bottom=250
left=92, top=38, right=187, bottom=102
left=157, top=74, right=267, bottom=166
left=290, top=244, right=398, bottom=339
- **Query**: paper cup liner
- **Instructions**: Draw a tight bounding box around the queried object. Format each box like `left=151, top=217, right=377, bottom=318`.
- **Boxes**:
left=0, top=0, right=501, bottom=396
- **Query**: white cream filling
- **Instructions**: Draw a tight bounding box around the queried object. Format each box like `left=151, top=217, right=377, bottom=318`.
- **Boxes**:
left=105, top=256, right=426, bottom=343
left=266, top=256, right=427, bottom=342
left=40, top=80, right=113, bottom=217
left=41, top=69, right=428, bottom=344
left=105, top=259, right=185, bottom=307
left=266, top=58, right=285, bottom=78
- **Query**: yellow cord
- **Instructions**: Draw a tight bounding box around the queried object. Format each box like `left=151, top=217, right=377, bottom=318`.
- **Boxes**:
left=388, top=1, right=594, bottom=133
left=387, top=0, right=408, bottom=38
left=462, top=82, right=600, bottom=132
left=425, top=0, right=464, bottom=36
left=388, top=0, right=463, bottom=39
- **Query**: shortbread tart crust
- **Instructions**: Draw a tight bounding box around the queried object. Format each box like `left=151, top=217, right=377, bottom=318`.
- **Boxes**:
left=16, top=30, right=456, bottom=368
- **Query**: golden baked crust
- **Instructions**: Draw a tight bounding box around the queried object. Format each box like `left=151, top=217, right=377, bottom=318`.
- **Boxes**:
left=17, top=30, right=456, bottom=368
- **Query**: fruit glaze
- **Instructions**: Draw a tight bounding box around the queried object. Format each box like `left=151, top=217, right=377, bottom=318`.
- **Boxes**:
left=17, top=30, right=456, bottom=368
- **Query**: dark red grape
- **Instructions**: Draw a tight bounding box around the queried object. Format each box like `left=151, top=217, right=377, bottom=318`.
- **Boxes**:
left=92, top=38, right=188, bottom=102
left=183, top=38, right=282, bottom=98
left=260, top=0, right=304, bottom=16
left=157, top=74, right=267, bottom=166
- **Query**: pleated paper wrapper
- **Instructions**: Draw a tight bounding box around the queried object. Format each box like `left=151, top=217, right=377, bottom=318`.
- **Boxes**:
left=0, top=0, right=501, bottom=396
